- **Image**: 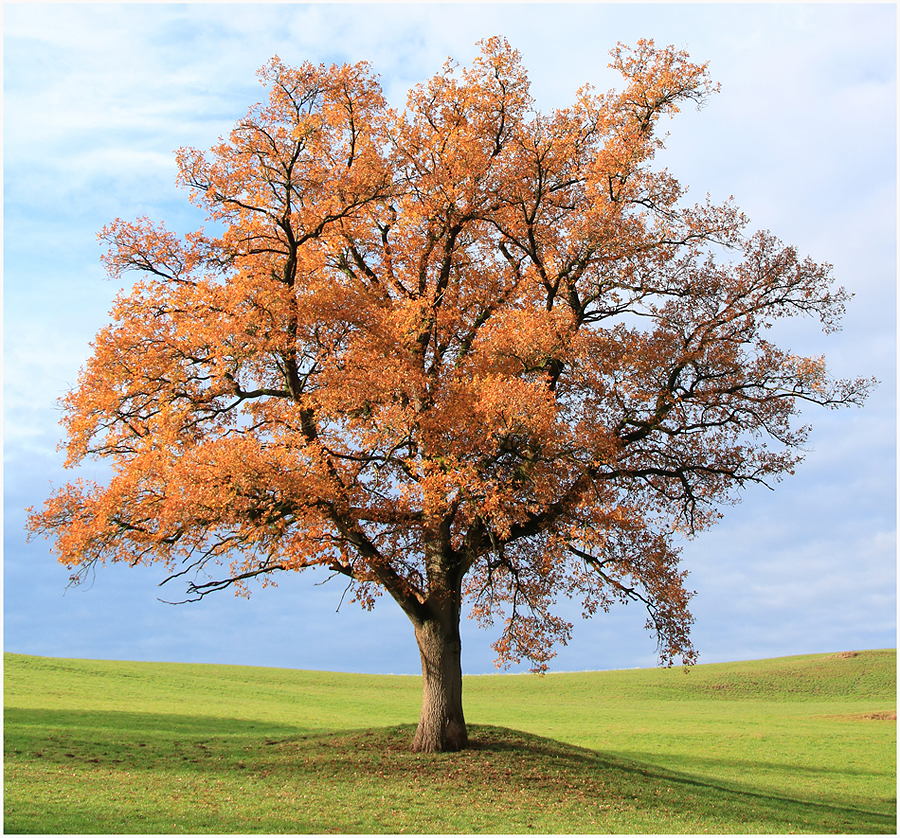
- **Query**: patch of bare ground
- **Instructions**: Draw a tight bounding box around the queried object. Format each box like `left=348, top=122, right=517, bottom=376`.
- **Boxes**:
left=821, top=711, right=896, bottom=722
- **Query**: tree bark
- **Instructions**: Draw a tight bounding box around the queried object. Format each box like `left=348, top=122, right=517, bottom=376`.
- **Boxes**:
left=411, top=615, right=468, bottom=752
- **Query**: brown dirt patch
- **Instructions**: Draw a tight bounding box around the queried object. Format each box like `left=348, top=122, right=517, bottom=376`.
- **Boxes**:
left=824, top=711, right=896, bottom=722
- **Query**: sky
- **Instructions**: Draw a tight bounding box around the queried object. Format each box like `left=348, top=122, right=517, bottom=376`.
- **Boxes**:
left=4, top=3, right=896, bottom=677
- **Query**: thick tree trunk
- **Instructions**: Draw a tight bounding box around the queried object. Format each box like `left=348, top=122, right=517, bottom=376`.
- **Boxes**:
left=411, top=616, right=468, bottom=752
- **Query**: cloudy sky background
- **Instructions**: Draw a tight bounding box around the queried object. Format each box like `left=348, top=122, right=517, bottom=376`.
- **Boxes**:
left=5, top=3, right=896, bottom=676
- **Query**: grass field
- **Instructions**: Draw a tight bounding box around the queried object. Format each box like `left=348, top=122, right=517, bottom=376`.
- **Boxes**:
left=4, top=649, right=896, bottom=833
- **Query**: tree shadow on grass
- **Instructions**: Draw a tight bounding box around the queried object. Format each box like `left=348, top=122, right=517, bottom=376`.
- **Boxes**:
left=5, top=705, right=309, bottom=740
left=622, top=745, right=895, bottom=780
left=4, top=705, right=312, bottom=777
left=5, top=709, right=895, bottom=833
left=466, top=724, right=896, bottom=833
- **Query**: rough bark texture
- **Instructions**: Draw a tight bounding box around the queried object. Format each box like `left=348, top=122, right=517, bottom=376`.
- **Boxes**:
left=411, top=617, right=468, bottom=752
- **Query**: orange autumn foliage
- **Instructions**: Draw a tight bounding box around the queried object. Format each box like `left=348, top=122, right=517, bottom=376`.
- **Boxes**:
left=29, top=39, right=872, bottom=748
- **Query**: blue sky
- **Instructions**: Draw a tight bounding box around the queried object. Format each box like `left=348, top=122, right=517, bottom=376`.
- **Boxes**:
left=4, top=3, right=896, bottom=675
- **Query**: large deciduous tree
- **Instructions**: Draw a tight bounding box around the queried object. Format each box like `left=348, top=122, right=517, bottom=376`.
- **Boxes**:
left=28, top=39, right=872, bottom=752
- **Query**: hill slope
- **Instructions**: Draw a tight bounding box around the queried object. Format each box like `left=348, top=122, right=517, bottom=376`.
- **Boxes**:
left=4, top=650, right=896, bottom=833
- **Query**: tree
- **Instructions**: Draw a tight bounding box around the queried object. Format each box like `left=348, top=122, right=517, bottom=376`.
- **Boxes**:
left=28, top=38, right=872, bottom=752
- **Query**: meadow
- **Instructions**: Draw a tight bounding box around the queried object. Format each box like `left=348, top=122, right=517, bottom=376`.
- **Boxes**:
left=4, top=649, right=896, bottom=833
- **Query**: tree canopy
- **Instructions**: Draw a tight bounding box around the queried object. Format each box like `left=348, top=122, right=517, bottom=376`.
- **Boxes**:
left=28, top=38, right=872, bottom=751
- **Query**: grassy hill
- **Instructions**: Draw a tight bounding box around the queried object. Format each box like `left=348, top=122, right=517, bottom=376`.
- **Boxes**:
left=4, top=649, right=896, bottom=833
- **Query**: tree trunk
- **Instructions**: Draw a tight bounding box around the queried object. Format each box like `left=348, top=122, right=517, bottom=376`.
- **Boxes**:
left=411, top=616, right=468, bottom=752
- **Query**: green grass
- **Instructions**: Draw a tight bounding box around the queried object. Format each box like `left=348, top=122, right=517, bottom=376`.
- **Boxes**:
left=4, top=649, right=896, bottom=833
